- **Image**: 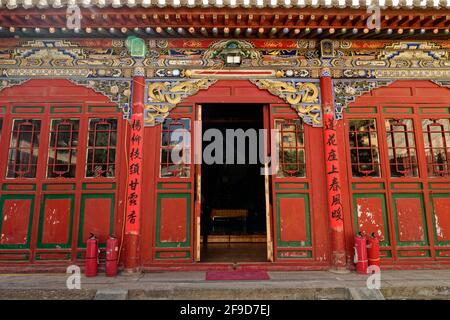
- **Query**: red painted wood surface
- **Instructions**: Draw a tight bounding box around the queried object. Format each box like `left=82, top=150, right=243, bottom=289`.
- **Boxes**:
left=346, top=80, right=450, bottom=266
left=269, top=103, right=329, bottom=264
left=143, top=80, right=330, bottom=266
left=159, top=197, right=188, bottom=243
left=82, top=197, right=113, bottom=244
left=355, top=197, right=386, bottom=242
left=0, top=79, right=126, bottom=267
left=395, top=198, right=425, bottom=243
left=41, top=198, right=72, bottom=245
left=279, top=197, right=307, bottom=243
left=433, top=197, right=450, bottom=242
left=1, top=78, right=450, bottom=270
left=0, top=199, right=32, bottom=245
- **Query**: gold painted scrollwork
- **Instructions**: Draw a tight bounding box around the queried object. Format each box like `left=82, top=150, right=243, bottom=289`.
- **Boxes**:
left=294, top=104, right=322, bottom=125
left=250, top=79, right=322, bottom=127
left=145, top=79, right=217, bottom=125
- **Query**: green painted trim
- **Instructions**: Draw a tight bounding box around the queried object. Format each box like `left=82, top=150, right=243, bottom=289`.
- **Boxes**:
left=157, top=182, right=192, bottom=190
left=154, top=251, right=191, bottom=259
left=0, top=106, right=6, bottom=114
left=428, top=182, right=450, bottom=190
left=429, top=193, right=450, bottom=246
left=12, top=106, right=45, bottom=113
left=275, top=182, right=308, bottom=190
left=155, top=193, right=191, bottom=248
left=42, top=183, right=76, bottom=191
left=390, top=182, right=423, bottom=190
left=271, top=106, right=295, bottom=114
left=37, top=194, right=75, bottom=249
left=87, top=105, right=121, bottom=113
left=436, top=250, right=450, bottom=258
left=35, top=253, right=71, bottom=261
left=352, top=193, right=391, bottom=246
left=50, top=106, right=82, bottom=114
left=0, top=194, right=35, bottom=249
left=82, top=182, right=117, bottom=190
left=2, top=183, right=36, bottom=191
left=391, top=193, right=429, bottom=247
left=77, top=193, right=115, bottom=248
left=382, top=107, right=413, bottom=114
left=419, top=107, right=450, bottom=114
left=277, top=250, right=313, bottom=259
left=0, top=253, right=29, bottom=261
left=382, top=250, right=392, bottom=258
left=275, top=193, right=311, bottom=248
left=346, top=106, right=377, bottom=114
left=352, top=182, right=384, bottom=190
left=397, top=250, right=431, bottom=258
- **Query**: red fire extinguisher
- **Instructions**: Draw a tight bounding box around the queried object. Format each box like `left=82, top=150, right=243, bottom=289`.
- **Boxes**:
left=85, top=233, right=99, bottom=277
left=354, top=232, right=368, bottom=274
left=367, top=232, right=380, bottom=268
left=105, top=235, right=119, bottom=277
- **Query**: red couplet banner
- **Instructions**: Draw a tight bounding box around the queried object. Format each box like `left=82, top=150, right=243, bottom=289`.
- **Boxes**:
left=125, top=112, right=144, bottom=235
left=323, top=106, right=344, bottom=230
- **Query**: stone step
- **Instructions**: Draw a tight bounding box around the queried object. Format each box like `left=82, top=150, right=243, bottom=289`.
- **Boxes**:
left=94, top=288, right=129, bottom=300
left=348, top=287, right=385, bottom=300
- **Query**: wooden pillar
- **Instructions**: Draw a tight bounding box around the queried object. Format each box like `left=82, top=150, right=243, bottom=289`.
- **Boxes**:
left=123, top=69, right=145, bottom=272
left=320, top=67, right=348, bottom=271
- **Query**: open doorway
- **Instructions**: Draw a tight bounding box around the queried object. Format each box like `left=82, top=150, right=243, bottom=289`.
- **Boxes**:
left=200, top=104, right=267, bottom=262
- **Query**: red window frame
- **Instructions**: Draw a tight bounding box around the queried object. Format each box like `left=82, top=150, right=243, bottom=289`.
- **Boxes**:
left=422, top=118, right=450, bottom=177
left=47, top=119, right=79, bottom=178
left=348, top=119, right=381, bottom=177
left=85, top=118, right=118, bottom=178
left=6, top=119, right=41, bottom=179
left=159, top=117, right=191, bottom=178
left=275, top=118, right=306, bottom=178
left=385, top=118, right=419, bottom=178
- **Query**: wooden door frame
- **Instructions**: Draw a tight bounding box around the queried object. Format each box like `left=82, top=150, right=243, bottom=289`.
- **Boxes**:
left=192, top=102, right=274, bottom=262
left=182, top=80, right=289, bottom=263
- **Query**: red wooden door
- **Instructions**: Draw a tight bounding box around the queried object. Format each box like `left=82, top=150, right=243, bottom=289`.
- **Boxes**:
left=269, top=104, right=330, bottom=265
left=151, top=104, right=196, bottom=262
left=344, top=80, right=450, bottom=266
left=0, top=80, right=126, bottom=266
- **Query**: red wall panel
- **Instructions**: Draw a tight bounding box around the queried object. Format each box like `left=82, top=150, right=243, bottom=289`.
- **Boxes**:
left=395, top=198, right=425, bottom=243
left=279, top=197, right=307, bottom=243
left=433, top=197, right=450, bottom=242
left=159, top=197, right=187, bottom=243
left=81, top=197, right=112, bottom=244
left=41, top=198, right=72, bottom=245
left=0, top=199, right=32, bottom=245
left=355, top=197, right=386, bottom=241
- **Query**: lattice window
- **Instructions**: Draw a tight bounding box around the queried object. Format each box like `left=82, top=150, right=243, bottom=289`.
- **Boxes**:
left=160, top=118, right=191, bottom=178
left=47, top=119, right=79, bottom=178
left=422, top=119, right=450, bottom=177
left=385, top=119, right=419, bottom=178
left=6, top=119, right=41, bottom=179
left=86, top=118, right=117, bottom=178
left=348, top=119, right=381, bottom=177
left=275, top=119, right=306, bottom=178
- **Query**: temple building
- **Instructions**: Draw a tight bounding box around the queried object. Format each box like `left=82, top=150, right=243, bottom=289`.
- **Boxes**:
left=0, top=0, right=449, bottom=272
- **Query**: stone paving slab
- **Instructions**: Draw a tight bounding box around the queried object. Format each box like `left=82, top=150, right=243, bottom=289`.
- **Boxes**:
left=95, top=289, right=129, bottom=300
left=0, top=270, right=449, bottom=299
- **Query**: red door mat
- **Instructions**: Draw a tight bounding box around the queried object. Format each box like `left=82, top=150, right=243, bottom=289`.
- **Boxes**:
left=206, top=271, right=270, bottom=281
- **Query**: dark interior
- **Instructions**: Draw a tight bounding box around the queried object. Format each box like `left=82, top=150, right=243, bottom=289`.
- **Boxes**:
left=200, top=104, right=267, bottom=262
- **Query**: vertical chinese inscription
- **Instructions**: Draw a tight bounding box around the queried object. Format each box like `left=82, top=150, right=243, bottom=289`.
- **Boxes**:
left=125, top=113, right=144, bottom=234
left=324, top=106, right=343, bottom=228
